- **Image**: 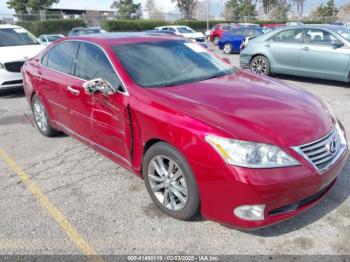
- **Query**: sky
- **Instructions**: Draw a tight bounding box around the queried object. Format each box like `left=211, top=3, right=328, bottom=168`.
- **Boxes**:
left=0, top=0, right=349, bottom=16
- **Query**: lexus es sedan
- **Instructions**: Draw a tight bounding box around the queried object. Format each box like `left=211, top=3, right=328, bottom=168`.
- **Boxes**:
left=240, top=25, right=350, bottom=82
left=22, top=33, right=348, bottom=229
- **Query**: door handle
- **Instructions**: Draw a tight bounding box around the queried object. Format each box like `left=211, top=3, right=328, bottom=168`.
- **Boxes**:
left=264, top=43, right=271, bottom=47
left=67, top=86, right=80, bottom=95
left=302, top=47, right=310, bottom=51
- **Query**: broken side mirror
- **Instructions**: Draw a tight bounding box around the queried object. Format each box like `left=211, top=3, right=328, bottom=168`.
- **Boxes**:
left=83, top=78, right=116, bottom=95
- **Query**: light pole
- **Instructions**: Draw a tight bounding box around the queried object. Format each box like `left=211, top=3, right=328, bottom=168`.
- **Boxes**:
left=206, top=0, right=210, bottom=31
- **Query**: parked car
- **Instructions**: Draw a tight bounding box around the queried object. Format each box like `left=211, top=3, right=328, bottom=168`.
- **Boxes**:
left=68, top=27, right=105, bottom=36
left=37, top=34, right=64, bottom=46
left=145, top=30, right=207, bottom=48
left=23, top=33, right=348, bottom=229
left=218, top=27, right=266, bottom=54
left=155, top=25, right=205, bottom=44
left=262, top=23, right=286, bottom=29
left=209, top=23, right=236, bottom=45
left=240, top=25, right=350, bottom=82
left=0, top=24, right=44, bottom=91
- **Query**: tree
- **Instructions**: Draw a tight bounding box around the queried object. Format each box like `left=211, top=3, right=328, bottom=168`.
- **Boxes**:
left=111, top=0, right=142, bottom=19
left=7, top=0, right=59, bottom=14
left=337, top=3, right=350, bottom=21
left=292, top=0, right=306, bottom=17
left=268, top=0, right=291, bottom=19
left=261, top=0, right=278, bottom=15
left=224, top=0, right=256, bottom=20
left=171, top=0, right=198, bottom=19
left=145, top=0, right=164, bottom=19
left=310, top=0, right=338, bottom=20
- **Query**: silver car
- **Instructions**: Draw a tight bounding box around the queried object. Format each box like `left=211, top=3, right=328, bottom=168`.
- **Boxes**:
left=240, top=25, right=350, bottom=82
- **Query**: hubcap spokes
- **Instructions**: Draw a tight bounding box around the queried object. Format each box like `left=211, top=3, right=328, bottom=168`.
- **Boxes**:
left=252, top=59, right=267, bottom=75
left=148, top=156, right=188, bottom=211
left=33, top=101, right=48, bottom=131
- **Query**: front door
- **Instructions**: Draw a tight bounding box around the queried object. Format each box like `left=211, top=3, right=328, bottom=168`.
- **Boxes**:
left=72, top=41, right=130, bottom=164
left=298, top=28, right=350, bottom=81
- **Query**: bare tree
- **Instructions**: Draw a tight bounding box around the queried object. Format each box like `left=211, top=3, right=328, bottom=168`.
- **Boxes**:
left=171, top=0, right=198, bottom=19
left=293, top=0, right=306, bottom=17
left=145, top=0, right=164, bottom=19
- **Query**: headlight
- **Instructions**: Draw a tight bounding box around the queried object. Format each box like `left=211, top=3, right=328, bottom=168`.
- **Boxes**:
left=205, top=135, right=300, bottom=168
left=0, top=63, right=4, bottom=69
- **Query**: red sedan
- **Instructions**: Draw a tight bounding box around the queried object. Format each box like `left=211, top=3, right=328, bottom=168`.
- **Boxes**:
left=22, top=33, right=349, bottom=229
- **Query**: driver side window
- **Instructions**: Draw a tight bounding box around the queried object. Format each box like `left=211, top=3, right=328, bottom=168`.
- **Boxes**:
left=74, top=42, right=122, bottom=90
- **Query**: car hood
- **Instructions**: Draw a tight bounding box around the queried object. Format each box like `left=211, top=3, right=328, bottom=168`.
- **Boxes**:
left=148, top=70, right=333, bottom=147
left=181, top=32, right=205, bottom=38
left=0, top=45, right=45, bottom=63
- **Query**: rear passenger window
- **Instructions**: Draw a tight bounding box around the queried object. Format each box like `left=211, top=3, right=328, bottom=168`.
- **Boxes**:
left=74, top=42, right=122, bottom=89
left=46, top=41, right=79, bottom=74
left=270, top=29, right=303, bottom=43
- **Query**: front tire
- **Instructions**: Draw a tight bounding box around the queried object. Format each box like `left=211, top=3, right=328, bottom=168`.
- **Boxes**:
left=250, top=55, right=270, bottom=76
left=32, top=94, right=58, bottom=137
left=223, top=43, right=233, bottom=54
left=142, top=142, right=200, bottom=220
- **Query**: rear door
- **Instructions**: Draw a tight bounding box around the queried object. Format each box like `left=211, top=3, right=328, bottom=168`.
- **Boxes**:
left=39, top=41, right=79, bottom=128
left=298, top=28, right=349, bottom=81
left=266, top=28, right=303, bottom=74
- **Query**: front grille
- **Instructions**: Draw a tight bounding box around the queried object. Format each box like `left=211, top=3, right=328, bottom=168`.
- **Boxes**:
left=297, top=128, right=344, bottom=171
left=4, top=61, right=25, bottom=73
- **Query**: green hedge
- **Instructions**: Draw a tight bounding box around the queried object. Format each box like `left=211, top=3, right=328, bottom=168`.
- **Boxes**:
left=103, top=20, right=169, bottom=32
left=103, top=19, right=326, bottom=32
left=17, top=19, right=86, bottom=36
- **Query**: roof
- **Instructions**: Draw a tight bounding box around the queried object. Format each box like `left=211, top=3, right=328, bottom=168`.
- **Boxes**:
left=68, top=32, right=183, bottom=45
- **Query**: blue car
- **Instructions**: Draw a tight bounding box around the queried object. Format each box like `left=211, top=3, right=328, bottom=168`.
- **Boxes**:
left=218, top=27, right=265, bottom=54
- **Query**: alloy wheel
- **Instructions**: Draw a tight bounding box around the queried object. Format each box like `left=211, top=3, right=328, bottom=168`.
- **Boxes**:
left=224, top=43, right=232, bottom=54
left=147, top=155, right=188, bottom=211
left=251, top=58, right=268, bottom=75
left=33, top=99, right=48, bottom=132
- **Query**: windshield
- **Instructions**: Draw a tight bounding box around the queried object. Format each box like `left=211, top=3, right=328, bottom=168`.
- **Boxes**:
left=113, top=40, right=234, bottom=88
left=0, top=28, right=39, bottom=47
left=177, top=27, right=195, bottom=33
left=47, top=35, right=63, bottom=42
left=331, top=27, right=350, bottom=42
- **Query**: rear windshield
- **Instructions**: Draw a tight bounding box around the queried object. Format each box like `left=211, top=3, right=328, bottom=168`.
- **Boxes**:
left=0, top=28, right=39, bottom=47
left=177, top=27, right=195, bottom=33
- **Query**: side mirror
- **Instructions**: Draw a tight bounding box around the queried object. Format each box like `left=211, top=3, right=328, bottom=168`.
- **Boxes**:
left=83, top=78, right=116, bottom=95
left=331, top=40, right=344, bottom=49
left=222, top=57, right=231, bottom=65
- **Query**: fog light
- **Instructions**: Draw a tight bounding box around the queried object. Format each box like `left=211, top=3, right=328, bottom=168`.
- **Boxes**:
left=233, top=205, right=265, bottom=221
left=0, top=63, right=4, bottom=69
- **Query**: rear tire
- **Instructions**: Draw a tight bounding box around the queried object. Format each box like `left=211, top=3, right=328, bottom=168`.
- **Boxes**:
left=142, top=142, right=200, bottom=220
left=31, top=94, right=58, bottom=137
left=249, top=55, right=270, bottom=76
left=223, top=43, right=233, bottom=54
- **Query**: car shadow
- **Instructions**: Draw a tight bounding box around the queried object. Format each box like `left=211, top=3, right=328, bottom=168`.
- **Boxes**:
left=239, top=158, right=350, bottom=237
left=273, top=74, right=350, bottom=89
left=0, top=88, right=25, bottom=98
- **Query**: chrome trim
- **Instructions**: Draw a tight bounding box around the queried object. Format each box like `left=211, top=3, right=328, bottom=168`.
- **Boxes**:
left=292, top=127, right=348, bottom=174
left=39, top=39, right=129, bottom=96
left=54, top=121, right=131, bottom=166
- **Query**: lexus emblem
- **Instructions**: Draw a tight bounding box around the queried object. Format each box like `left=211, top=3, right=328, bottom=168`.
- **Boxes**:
left=329, top=140, right=337, bottom=154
